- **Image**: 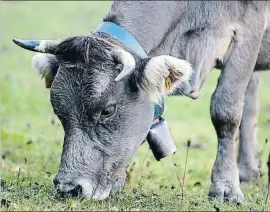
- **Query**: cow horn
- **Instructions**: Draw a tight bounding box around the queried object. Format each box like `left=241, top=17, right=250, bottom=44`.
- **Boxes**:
left=13, top=38, right=60, bottom=54
left=112, top=49, right=136, bottom=82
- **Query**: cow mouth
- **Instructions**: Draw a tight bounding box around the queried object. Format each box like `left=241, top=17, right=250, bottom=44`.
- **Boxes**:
left=55, top=181, right=112, bottom=200
left=55, top=177, right=125, bottom=200
left=57, top=185, right=83, bottom=198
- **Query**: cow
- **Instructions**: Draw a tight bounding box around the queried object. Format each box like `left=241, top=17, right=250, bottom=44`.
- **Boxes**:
left=13, top=1, right=270, bottom=203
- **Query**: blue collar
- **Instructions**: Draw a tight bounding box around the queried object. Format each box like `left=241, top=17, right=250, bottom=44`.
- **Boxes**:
left=94, top=22, right=163, bottom=121
left=94, top=22, right=148, bottom=59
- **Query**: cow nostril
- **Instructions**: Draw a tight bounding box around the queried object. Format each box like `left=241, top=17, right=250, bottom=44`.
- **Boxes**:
left=69, top=184, right=82, bottom=196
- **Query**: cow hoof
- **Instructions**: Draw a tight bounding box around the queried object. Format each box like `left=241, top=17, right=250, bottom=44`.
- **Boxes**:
left=208, top=181, right=244, bottom=203
left=239, top=167, right=261, bottom=182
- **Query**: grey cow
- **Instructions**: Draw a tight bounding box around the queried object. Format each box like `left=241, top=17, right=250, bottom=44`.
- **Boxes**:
left=13, top=1, right=270, bottom=203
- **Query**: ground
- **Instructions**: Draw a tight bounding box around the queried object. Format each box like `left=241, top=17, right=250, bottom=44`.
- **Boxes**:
left=1, top=1, right=270, bottom=211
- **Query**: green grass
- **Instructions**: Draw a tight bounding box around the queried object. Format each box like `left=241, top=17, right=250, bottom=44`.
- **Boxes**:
left=1, top=1, right=270, bottom=211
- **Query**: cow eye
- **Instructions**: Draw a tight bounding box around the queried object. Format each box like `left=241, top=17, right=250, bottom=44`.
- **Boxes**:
left=101, top=104, right=116, bottom=119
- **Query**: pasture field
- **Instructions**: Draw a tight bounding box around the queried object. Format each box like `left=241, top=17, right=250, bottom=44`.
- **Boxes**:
left=1, top=1, right=270, bottom=211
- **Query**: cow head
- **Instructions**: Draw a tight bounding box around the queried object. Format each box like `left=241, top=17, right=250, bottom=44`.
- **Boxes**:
left=13, top=35, right=192, bottom=200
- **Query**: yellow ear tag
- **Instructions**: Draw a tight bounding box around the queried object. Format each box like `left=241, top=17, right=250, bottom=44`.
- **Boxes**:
left=165, top=77, right=171, bottom=91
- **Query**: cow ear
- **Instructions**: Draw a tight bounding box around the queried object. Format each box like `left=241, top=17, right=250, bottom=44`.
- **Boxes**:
left=136, top=55, right=192, bottom=102
left=32, top=53, right=59, bottom=88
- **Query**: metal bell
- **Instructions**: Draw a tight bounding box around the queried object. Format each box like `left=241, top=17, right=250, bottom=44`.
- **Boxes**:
left=147, top=117, right=177, bottom=161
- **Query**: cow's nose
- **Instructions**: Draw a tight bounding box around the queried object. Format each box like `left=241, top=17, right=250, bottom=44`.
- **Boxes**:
left=53, top=177, right=82, bottom=196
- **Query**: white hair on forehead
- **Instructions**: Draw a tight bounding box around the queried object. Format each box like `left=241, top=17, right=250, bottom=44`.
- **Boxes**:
left=93, top=72, right=111, bottom=96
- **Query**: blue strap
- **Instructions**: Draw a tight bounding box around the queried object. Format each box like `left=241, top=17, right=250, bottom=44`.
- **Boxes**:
left=153, top=101, right=164, bottom=121
left=94, top=22, right=148, bottom=59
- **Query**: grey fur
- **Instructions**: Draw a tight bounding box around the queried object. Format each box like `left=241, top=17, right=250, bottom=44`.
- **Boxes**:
left=29, top=35, right=190, bottom=200
left=104, top=1, right=269, bottom=202
left=50, top=36, right=155, bottom=200
left=18, top=1, right=270, bottom=202
left=238, top=72, right=261, bottom=182
left=236, top=25, right=270, bottom=183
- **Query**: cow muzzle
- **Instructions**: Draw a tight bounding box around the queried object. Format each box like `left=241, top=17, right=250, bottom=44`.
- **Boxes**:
left=53, top=177, right=113, bottom=200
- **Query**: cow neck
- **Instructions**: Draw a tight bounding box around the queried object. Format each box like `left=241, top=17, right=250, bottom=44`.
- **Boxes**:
left=94, top=21, right=163, bottom=122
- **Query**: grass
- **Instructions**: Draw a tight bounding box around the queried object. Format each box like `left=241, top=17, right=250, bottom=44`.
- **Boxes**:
left=1, top=1, right=270, bottom=211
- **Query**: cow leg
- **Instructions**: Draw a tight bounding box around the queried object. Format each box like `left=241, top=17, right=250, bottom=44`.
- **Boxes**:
left=237, top=26, right=270, bottom=182
left=237, top=22, right=270, bottom=182
left=208, top=16, right=265, bottom=203
left=238, top=72, right=261, bottom=182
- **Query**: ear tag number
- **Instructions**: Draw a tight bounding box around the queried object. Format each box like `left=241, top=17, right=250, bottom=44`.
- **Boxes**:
left=165, top=76, right=171, bottom=90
